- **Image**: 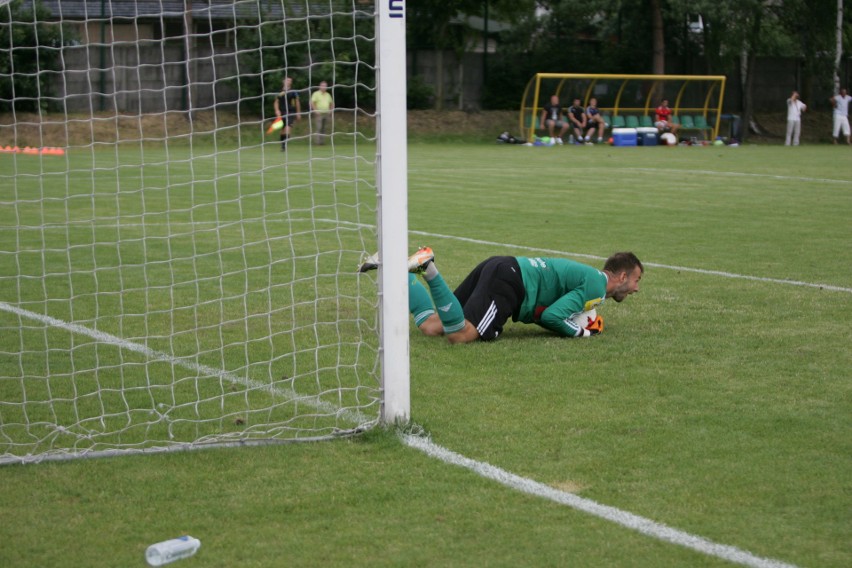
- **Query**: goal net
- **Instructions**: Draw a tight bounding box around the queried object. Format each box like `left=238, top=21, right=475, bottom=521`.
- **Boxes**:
left=0, top=0, right=409, bottom=464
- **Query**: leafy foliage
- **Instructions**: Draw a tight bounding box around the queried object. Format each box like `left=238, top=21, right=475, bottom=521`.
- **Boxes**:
left=0, top=0, right=67, bottom=112
left=230, top=2, right=375, bottom=116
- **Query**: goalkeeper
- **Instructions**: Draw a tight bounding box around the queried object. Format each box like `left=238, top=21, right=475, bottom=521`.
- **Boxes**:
left=360, top=249, right=642, bottom=341
left=403, top=248, right=643, bottom=343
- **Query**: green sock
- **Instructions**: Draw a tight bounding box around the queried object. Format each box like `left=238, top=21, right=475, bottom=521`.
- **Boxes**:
left=422, top=272, right=465, bottom=333
left=408, top=273, right=435, bottom=327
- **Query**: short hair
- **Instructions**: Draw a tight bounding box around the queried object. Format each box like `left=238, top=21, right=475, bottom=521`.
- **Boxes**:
left=604, top=252, right=643, bottom=275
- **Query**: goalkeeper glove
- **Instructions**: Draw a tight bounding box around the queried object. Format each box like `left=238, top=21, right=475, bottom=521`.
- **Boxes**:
left=578, top=315, right=604, bottom=337
left=586, top=315, right=604, bottom=335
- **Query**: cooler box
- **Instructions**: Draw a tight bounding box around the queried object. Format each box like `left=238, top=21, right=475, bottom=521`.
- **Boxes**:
left=636, top=127, right=658, bottom=146
left=612, top=128, right=637, bottom=147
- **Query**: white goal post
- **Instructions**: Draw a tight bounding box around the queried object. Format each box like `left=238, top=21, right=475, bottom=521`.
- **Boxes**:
left=0, top=0, right=409, bottom=464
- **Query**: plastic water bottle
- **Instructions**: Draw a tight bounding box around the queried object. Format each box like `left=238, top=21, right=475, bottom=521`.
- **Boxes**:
left=145, top=536, right=201, bottom=566
left=568, top=134, right=575, bottom=145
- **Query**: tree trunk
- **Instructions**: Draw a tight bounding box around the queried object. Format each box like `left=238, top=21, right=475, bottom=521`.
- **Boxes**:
left=457, top=56, right=464, bottom=110
left=834, top=0, right=844, bottom=93
left=740, top=10, right=762, bottom=143
left=741, top=52, right=753, bottom=142
left=435, top=49, right=444, bottom=110
left=650, top=0, right=665, bottom=74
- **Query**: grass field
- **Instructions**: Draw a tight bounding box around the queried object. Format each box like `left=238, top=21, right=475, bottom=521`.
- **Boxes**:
left=1, top=139, right=850, bottom=567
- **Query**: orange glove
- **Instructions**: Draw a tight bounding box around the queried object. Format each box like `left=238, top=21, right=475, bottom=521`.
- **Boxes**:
left=586, top=315, right=604, bottom=336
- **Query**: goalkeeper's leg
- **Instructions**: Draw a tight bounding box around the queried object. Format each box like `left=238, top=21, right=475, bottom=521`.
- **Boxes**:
left=408, top=248, right=466, bottom=334
left=409, top=274, right=442, bottom=336
left=358, top=254, right=442, bottom=335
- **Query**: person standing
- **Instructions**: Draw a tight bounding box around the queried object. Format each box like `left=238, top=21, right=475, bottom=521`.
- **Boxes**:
left=310, top=81, right=334, bottom=145
left=829, top=87, right=852, bottom=145
left=273, top=77, right=301, bottom=151
left=785, top=91, right=807, bottom=146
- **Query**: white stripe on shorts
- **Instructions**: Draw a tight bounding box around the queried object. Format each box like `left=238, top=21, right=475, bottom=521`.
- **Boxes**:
left=477, top=301, right=498, bottom=336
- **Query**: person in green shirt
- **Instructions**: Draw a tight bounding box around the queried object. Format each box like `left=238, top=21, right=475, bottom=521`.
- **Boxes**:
left=310, top=80, right=334, bottom=145
left=403, top=247, right=643, bottom=343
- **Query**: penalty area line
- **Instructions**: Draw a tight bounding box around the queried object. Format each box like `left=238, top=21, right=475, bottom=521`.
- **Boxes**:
left=408, top=229, right=852, bottom=294
left=618, top=167, right=852, bottom=186
left=401, top=433, right=800, bottom=568
left=0, top=301, right=370, bottom=427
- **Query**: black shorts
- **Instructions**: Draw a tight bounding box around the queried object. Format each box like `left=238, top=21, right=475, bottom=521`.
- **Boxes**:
left=453, top=256, right=524, bottom=341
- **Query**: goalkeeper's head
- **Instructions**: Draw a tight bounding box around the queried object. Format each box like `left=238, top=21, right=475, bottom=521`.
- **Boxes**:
left=603, top=252, right=644, bottom=303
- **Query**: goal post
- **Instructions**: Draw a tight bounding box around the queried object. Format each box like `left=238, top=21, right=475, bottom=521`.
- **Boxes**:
left=376, top=0, right=411, bottom=425
left=0, top=0, right=409, bottom=465
left=521, top=73, right=727, bottom=142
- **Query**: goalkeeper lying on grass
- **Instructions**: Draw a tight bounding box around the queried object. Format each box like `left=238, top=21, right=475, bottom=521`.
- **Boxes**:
left=360, top=249, right=643, bottom=343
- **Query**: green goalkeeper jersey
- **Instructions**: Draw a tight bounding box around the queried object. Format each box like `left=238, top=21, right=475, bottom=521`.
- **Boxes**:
left=515, top=256, right=607, bottom=337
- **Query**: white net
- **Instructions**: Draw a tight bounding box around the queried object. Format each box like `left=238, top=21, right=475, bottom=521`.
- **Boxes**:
left=0, top=0, right=385, bottom=464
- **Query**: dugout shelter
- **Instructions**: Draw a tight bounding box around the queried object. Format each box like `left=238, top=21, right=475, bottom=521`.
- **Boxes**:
left=521, top=73, right=727, bottom=142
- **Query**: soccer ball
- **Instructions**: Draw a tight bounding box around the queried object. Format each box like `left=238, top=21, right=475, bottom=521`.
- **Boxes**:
left=570, top=309, right=597, bottom=328
left=660, top=132, right=677, bottom=146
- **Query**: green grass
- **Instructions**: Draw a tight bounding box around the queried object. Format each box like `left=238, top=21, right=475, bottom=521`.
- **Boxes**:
left=1, top=141, right=850, bottom=567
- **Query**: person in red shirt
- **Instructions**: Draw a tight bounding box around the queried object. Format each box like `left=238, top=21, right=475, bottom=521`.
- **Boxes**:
left=654, top=99, right=679, bottom=135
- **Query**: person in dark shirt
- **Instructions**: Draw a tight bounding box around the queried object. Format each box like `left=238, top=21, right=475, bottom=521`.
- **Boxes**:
left=538, top=95, right=570, bottom=144
left=273, top=77, right=302, bottom=151
left=568, top=98, right=587, bottom=144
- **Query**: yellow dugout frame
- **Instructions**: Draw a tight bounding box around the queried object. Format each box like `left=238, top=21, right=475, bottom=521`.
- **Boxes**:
left=521, top=73, right=727, bottom=142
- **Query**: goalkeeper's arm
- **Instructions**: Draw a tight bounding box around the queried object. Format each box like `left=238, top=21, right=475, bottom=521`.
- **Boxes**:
left=534, top=306, right=603, bottom=338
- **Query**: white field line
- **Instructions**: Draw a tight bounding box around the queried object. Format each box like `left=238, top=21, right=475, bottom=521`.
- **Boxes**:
left=3, top=290, right=804, bottom=566
left=618, top=167, right=852, bottom=185
left=0, top=221, right=825, bottom=564
left=0, top=301, right=369, bottom=427
left=12, top=217, right=842, bottom=292
left=401, top=434, right=800, bottom=568
left=408, top=229, right=852, bottom=294
left=408, top=165, right=852, bottom=186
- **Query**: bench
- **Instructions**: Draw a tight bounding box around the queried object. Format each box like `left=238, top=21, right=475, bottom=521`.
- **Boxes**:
left=673, top=115, right=713, bottom=139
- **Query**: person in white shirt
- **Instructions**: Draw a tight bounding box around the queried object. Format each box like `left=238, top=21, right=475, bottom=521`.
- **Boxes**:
left=785, top=91, right=807, bottom=146
left=829, top=88, right=852, bottom=145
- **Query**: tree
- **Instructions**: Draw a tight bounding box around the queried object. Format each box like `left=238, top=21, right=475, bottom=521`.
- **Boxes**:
left=231, top=1, right=375, bottom=115
left=650, top=0, right=665, bottom=73
left=0, top=0, right=67, bottom=112
left=773, top=0, right=841, bottom=102
left=408, top=0, right=535, bottom=110
left=834, top=0, right=843, bottom=93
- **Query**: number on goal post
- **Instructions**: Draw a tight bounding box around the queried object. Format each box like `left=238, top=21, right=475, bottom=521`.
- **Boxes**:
left=0, top=0, right=409, bottom=465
